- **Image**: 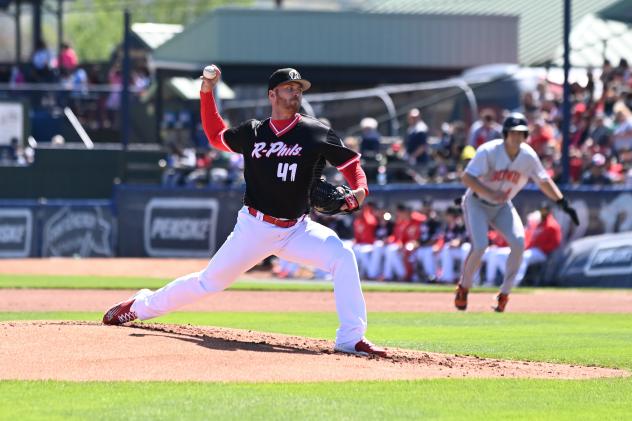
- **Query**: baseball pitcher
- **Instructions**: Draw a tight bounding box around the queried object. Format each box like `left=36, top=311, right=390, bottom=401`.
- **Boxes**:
left=102, top=66, right=387, bottom=357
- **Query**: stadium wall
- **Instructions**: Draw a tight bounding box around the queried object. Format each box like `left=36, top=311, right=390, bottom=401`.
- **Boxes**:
left=1, top=185, right=630, bottom=285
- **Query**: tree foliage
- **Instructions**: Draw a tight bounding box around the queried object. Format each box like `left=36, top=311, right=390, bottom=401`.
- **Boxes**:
left=64, top=0, right=252, bottom=61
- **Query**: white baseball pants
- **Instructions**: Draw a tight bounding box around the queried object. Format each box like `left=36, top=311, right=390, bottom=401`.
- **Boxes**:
left=490, top=246, right=547, bottom=286
left=414, top=246, right=436, bottom=279
left=131, top=206, right=368, bottom=347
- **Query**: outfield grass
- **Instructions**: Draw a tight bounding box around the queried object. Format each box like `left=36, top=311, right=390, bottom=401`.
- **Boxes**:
left=3, top=312, right=631, bottom=370
left=1, top=378, right=631, bottom=421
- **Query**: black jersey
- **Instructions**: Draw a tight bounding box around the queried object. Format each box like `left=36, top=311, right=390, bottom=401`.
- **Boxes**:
left=221, top=114, right=359, bottom=219
left=442, top=222, right=468, bottom=244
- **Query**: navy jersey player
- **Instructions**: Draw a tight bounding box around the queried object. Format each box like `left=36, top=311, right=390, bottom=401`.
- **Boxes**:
left=103, top=66, right=387, bottom=357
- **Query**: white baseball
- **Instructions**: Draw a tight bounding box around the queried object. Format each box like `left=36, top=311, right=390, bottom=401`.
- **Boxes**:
left=203, top=65, right=217, bottom=79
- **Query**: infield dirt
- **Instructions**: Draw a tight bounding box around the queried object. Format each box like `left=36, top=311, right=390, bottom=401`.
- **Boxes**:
left=1, top=258, right=630, bottom=382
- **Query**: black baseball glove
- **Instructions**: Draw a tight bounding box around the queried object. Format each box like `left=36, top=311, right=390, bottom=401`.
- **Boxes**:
left=557, top=198, right=580, bottom=226
left=310, top=179, right=360, bottom=215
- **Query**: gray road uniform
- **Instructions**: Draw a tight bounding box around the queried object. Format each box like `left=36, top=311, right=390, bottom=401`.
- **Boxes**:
left=459, top=139, right=550, bottom=294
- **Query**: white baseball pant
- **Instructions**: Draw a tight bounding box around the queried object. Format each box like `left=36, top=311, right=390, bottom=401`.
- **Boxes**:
left=414, top=246, right=436, bottom=279
left=439, top=243, right=471, bottom=283
left=131, top=206, right=368, bottom=347
left=489, top=246, right=547, bottom=286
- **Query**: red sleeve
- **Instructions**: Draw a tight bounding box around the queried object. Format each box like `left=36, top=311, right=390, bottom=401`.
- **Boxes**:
left=339, top=158, right=369, bottom=196
left=200, top=91, right=232, bottom=152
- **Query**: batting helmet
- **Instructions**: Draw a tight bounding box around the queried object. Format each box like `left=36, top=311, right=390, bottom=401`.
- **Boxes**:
left=502, top=112, right=529, bottom=138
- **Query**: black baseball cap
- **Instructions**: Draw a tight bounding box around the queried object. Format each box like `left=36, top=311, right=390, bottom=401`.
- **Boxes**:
left=268, top=68, right=311, bottom=91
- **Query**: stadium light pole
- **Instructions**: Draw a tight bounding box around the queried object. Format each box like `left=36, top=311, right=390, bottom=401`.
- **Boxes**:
left=561, top=0, right=571, bottom=184
left=121, top=9, right=131, bottom=150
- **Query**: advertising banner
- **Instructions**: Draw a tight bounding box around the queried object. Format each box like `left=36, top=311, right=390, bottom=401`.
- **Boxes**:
left=40, top=204, right=116, bottom=257
left=0, top=208, right=33, bottom=257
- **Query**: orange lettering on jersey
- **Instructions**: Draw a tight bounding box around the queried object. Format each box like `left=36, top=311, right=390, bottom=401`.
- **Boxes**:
left=491, top=170, right=521, bottom=183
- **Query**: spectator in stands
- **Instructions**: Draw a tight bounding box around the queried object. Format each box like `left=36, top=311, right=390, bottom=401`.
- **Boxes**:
left=581, top=153, right=613, bottom=185
left=454, top=145, right=476, bottom=179
left=161, top=141, right=196, bottom=186
left=383, top=141, right=417, bottom=183
left=404, top=108, right=429, bottom=165
left=0, top=137, right=27, bottom=166
left=59, top=41, right=79, bottom=78
left=133, top=67, right=151, bottom=94
left=31, top=39, right=55, bottom=82
left=437, top=206, right=469, bottom=284
left=359, top=117, right=381, bottom=157
left=105, top=66, right=122, bottom=129
left=519, top=91, right=540, bottom=120
left=9, top=65, right=25, bottom=86
left=570, top=104, right=591, bottom=147
left=612, top=107, right=632, bottom=154
left=467, top=108, right=502, bottom=148
left=51, top=135, right=65, bottom=146
left=616, top=58, right=630, bottom=85
left=601, top=59, right=614, bottom=86
left=589, top=113, right=613, bottom=151
left=529, top=117, right=555, bottom=157
left=493, top=203, right=561, bottom=286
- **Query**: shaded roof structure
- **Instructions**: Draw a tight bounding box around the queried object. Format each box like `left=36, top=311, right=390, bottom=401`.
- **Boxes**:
left=152, top=7, right=518, bottom=72
left=362, top=0, right=621, bottom=65
left=131, top=23, right=183, bottom=50
left=598, top=0, right=632, bottom=24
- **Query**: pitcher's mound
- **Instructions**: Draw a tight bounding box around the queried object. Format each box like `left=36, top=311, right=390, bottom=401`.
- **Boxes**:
left=1, top=321, right=627, bottom=382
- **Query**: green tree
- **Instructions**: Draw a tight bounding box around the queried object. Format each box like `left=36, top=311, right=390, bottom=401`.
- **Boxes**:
left=64, top=0, right=252, bottom=61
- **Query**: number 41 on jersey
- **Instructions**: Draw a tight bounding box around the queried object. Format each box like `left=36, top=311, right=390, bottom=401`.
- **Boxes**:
left=277, top=163, right=297, bottom=182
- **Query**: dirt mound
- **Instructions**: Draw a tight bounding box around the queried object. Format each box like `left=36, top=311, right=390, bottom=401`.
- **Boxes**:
left=1, top=321, right=628, bottom=382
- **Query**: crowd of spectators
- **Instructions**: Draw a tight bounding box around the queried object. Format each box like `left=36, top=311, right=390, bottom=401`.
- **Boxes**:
left=349, top=58, right=632, bottom=188
left=3, top=38, right=152, bottom=133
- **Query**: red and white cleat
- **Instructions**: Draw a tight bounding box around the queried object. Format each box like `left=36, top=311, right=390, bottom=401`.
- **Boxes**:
left=102, top=289, right=150, bottom=325
left=334, top=338, right=388, bottom=357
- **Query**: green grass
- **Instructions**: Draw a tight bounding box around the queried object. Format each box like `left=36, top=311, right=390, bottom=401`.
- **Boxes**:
left=1, top=378, right=631, bottom=421
left=3, top=312, right=632, bottom=370
left=3, top=274, right=628, bottom=293
left=0, top=274, right=476, bottom=292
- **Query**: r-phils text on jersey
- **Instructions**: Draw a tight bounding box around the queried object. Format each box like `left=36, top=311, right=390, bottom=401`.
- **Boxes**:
left=252, top=141, right=302, bottom=159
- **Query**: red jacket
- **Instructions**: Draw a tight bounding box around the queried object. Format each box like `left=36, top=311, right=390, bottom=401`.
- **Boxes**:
left=488, top=230, right=508, bottom=247
left=353, top=208, right=378, bottom=244
left=526, top=214, right=561, bottom=254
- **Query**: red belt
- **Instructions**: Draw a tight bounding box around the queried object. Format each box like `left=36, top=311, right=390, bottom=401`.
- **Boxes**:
left=248, top=207, right=300, bottom=228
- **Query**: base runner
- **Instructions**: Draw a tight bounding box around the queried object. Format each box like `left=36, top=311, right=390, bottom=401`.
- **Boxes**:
left=454, top=113, right=579, bottom=312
